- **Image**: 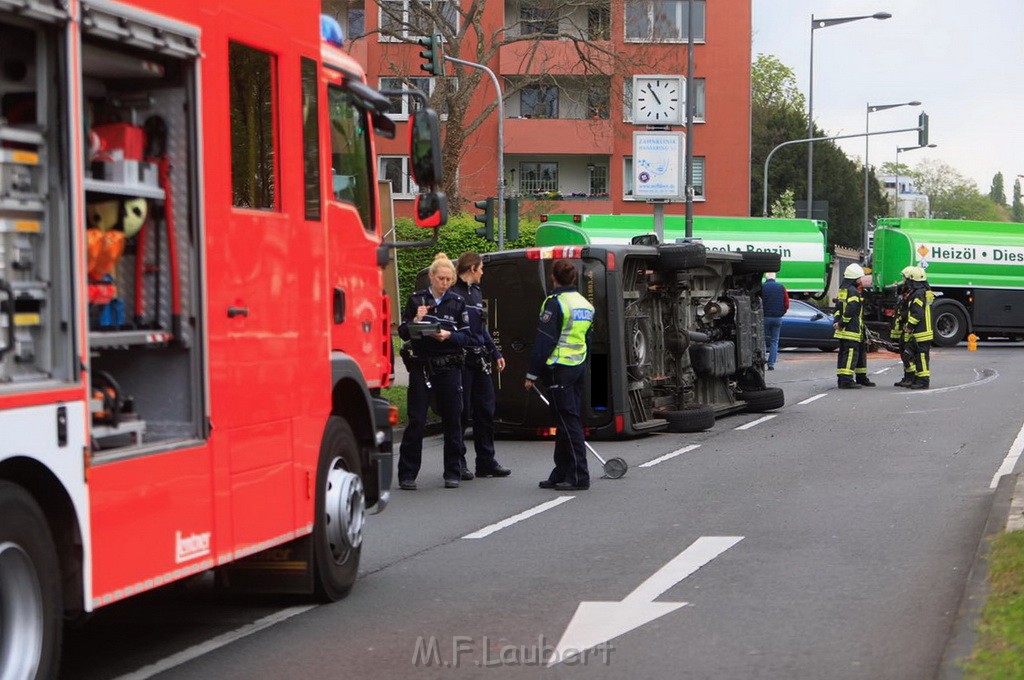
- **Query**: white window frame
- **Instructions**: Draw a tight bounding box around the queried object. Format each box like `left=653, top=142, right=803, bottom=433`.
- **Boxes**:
left=624, top=78, right=705, bottom=123
left=378, top=0, right=459, bottom=41
left=623, top=155, right=705, bottom=200
left=379, top=155, right=419, bottom=198
left=624, top=0, right=706, bottom=44
left=379, top=76, right=433, bottom=120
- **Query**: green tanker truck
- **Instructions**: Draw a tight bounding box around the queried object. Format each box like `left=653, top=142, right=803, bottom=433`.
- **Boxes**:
left=537, top=214, right=831, bottom=293
left=869, top=218, right=1024, bottom=345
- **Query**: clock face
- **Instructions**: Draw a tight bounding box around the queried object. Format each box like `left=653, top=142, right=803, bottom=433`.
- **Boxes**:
left=634, top=77, right=682, bottom=124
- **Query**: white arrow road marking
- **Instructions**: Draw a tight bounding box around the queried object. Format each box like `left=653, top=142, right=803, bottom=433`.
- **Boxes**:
left=548, top=536, right=743, bottom=667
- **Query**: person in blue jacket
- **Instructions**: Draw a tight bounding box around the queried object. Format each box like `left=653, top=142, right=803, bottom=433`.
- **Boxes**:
left=397, top=253, right=470, bottom=490
left=452, top=251, right=511, bottom=479
left=761, top=272, right=789, bottom=370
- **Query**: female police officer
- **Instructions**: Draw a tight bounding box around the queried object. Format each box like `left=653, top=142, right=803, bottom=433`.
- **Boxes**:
left=397, top=253, right=470, bottom=489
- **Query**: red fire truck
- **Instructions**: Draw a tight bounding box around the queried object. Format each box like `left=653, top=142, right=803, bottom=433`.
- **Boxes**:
left=0, top=1, right=445, bottom=676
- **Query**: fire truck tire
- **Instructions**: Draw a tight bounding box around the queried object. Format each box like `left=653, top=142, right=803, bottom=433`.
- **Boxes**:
left=657, top=243, right=707, bottom=270
left=732, top=251, right=782, bottom=275
left=932, top=302, right=967, bottom=347
left=0, top=482, right=63, bottom=680
left=661, top=404, right=716, bottom=432
left=313, top=417, right=365, bottom=602
left=738, top=387, right=785, bottom=412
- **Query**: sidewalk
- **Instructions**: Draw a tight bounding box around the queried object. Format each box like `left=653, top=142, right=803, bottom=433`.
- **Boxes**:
left=938, top=472, right=1022, bottom=678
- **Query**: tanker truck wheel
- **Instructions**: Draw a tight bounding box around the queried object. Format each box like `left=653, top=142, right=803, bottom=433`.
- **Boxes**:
left=313, top=416, right=365, bottom=601
left=932, top=302, right=967, bottom=347
left=0, top=482, right=63, bottom=680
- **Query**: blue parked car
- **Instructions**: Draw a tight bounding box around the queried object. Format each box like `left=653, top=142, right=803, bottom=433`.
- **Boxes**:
left=779, top=299, right=838, bottom=351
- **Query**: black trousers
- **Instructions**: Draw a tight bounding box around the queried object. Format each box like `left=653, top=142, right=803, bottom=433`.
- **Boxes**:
left=398, top=362, right=464, bottom=483
left=542, top=363, right=589, bottom=487
left=837, top=338, right=864, bottom=380
left=905, top=338, right=931, bottom=378
left=461, top=363, right=498, bottom=471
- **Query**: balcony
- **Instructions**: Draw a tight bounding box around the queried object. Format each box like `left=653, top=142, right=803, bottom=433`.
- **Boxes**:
left=504, top=118, right=613, bottom=155
left=506, top=155, right=612, bottom=207
left=500, top=0, right=612, bottom=74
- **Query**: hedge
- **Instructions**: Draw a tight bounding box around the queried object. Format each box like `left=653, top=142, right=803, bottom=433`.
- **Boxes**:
left=393, top=213, right=539, bottom=303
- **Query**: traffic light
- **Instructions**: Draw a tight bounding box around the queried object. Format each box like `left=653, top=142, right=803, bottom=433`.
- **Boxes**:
left=416, top=34, right=442, bottom=76
left=918, top=111, right=929, bottom=147
left=474, top=197, right=495, bottom=241
left=504, top=197, right=520, bottom=242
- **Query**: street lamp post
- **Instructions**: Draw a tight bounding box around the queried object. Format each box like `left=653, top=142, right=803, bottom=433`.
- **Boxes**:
left=893, top=143, right=937, bottom=217
left=864, top=100, right=919, bottom=248
left=807, top=11, right=891, bottom=219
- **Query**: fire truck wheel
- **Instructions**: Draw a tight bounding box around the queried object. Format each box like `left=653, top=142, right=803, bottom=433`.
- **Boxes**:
left=313, top=417, right=365, bottom=602
left=0, top=482, right=63, bottom=680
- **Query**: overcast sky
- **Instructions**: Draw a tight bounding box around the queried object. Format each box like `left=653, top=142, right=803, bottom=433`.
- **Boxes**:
left=751, top=0, right=1024, bottom=193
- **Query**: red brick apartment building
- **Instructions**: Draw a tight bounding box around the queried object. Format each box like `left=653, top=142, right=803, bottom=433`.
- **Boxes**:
left=331, top=0, right=750, bottom=219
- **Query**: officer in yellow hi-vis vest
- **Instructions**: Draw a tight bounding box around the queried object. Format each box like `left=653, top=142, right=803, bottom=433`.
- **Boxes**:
left=524, top=259, right=595, bottom=491
left=833, top=263, right=874, bottom=389
left=903, top=266, right=934, bottom=389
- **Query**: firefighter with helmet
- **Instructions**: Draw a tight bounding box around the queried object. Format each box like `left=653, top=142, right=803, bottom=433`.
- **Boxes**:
left=892, top=266, right=917, bottom=387
left=833, top=262, right=874, bottom=389
left=901, top=266, right=934, bottom=389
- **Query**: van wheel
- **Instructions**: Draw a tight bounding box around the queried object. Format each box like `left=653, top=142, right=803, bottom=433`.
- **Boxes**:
left=661, top=404, right=716, bottom=432
left=932, top=303, right=967, bottom=347
left=0, top=482, right=62, bottom=680
left=313, top=416, right=365, bottom=601
left=732, top=251, right=782, bottom=275
left=658, top=243, right=707, bottom=270
left=738, top=387, right=785, bottom=412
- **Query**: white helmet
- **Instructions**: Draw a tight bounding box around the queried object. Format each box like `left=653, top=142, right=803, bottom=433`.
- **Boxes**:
left=908, top=266, right=927, bottom=282
left=901, top=265, right=915, bottom=279
left=844, top=263, right=865, bottom=279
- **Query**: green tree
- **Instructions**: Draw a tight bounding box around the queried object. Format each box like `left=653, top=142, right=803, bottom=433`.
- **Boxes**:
left=770, top=188, right=796, bottom=218
left=750, top=53, right=883, bottom=249
left=990, top=172, right=1007, bottom=206
left=910, top=159, right=1008, bottom=221
left=1013, top=178, right=1023, bottom=223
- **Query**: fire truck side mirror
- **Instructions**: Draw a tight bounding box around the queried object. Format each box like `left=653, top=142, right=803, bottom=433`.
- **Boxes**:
left=415, top=191, right=448, bottom=229
left=408, top=108, right=442, bottom=189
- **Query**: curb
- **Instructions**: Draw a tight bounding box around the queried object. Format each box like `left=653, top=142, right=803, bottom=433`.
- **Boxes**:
left=937, top=472, right=1020, bottom=679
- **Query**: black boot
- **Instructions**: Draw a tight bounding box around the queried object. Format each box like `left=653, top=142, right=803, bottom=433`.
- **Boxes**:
left=855, top=376, right=877, bottom=387
left=838, top=379, right=862, bottom=389
left=894, top=373, right=914, bottom=387
left=909, top=377, right=930, bottom=390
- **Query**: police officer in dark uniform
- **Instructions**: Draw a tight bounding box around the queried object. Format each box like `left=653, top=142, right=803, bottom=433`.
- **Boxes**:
left=453, top=252, right=511, bottom=479
left=397, top=253, right=470, bottom=490
left=524, top=259, right=594, bottom=491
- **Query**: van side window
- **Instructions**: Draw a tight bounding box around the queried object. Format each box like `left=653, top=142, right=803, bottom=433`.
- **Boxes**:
left=229, top=42, right=277, bottom=210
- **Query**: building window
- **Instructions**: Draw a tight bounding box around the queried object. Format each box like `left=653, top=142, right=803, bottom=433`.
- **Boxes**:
left=587, top=90, right=610, bottom=120
left=520, top=162, right=559, bottom=195
left=229, top=42, right=277, bottom=210
left=380, top=76, right=431, bottom=119
left=347, top=7, right=366, bottom=39
left=588, top=6, right=611, bottom=40
left=625, top=0, right=705, bottom=42
left=328, top=84, right=375, bottom=230
left=301, top=57, right=321, bottom=221
left=623, top=156, right=704, bottom=199
left=379, top=0, right=458, bottom=39
left=521, top=4, right=559, bottom=36
left=589, top=164, right=608, bottom=195
left=379, top=155, right=419, bottom=197
left=521, top=85, right=559, bottom=118
left=624, top=78, right=704, bottom=123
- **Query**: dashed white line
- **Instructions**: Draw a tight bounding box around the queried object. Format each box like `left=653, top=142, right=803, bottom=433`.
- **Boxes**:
left=111, top=605, right=316, bottom=680
left=991, top=418, right=1024, bottom=489
left=873, top=366, right=893, bottom=375
left=735, top=414, right=777, bottom=430
left=463, top=496, right=576, bottom=539
left=639, top=444, right=701, bottom=468
left=797, top=393, right=827, bottom=405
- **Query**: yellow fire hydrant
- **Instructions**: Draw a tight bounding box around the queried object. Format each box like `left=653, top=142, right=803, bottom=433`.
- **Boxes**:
left=967, top=333, right=978, bottom=351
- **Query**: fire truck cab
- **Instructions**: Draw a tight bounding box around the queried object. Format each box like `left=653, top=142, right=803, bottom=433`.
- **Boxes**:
left=0, top=2, right=443, bottom=677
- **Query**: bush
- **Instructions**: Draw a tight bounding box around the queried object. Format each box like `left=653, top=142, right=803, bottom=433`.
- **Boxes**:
left=393, top=214, right=538, bottom=302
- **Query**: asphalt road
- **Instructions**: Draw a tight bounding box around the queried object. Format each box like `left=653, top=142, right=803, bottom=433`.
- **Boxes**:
left=63, top=342, right=1024, bottom=680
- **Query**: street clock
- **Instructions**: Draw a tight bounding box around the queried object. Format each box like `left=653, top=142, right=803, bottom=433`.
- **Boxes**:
left=632, top=75, right=684, bottom=126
